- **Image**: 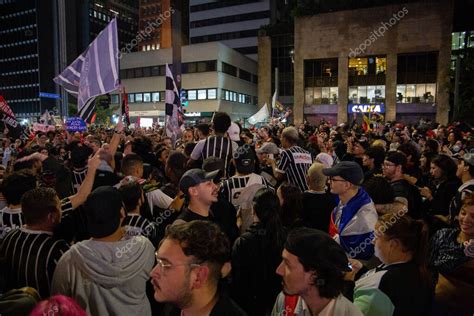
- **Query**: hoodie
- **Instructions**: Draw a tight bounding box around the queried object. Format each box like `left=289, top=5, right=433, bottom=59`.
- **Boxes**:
left=51, top=235, right=154, bottom=316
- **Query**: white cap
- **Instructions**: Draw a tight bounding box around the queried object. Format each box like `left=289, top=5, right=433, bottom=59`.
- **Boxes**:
left=227, top=122, right=240, bottom=142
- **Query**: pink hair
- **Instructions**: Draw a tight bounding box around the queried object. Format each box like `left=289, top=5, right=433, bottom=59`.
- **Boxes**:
left=30, top=295, right=89, bottom=316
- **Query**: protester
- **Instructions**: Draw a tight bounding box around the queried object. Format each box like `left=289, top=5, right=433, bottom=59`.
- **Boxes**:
left=0, top=188, right=70, bottom=299
left=269, top=126, right=313, bottom=192
left=231, top=188, right=286, bottom=315
left=272, top=228, right=362, bottom=316
left=51, top=186, right=155, bottom=316
left=0, top=170, right=37, bottom=239
left=346, top=214, right=432, bottom=316
left=429, top=192, right=474, bottom=315
left=302, top=162, right=337, bottom=233
left=323, top=161, right=378, bottom=261
left=151, top=220, right=246, bottom=315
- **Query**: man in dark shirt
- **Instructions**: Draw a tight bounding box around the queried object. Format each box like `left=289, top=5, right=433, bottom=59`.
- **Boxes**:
left=174, top=168, right=220, bottom=223
left=151, top=220, right=246, bottom=316
left=0, top=188, right=70, bottom=299
left=383, top=151, right=422, bottom=219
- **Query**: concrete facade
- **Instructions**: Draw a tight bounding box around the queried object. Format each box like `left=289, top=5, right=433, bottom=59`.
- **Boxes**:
left=119, top=42, right=258, bottom=120
left=258, top=35, right=272, bottom=109
left=189, top=0, right=271, bottom=60
left=288, top=1, right=453, bottom=124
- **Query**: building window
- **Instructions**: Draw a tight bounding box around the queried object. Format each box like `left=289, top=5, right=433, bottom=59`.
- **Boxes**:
left=304, top=59, right=338, bottom=105
left=151, top=66, right=160, bottom=76
left=142, top=67, right=151, bottom=77
left=128, top=94, right=135, bottom=103
left=348, top=56, right=386, bottom=86
left=239, top=69, right=252, bottom=82
left=222, top=62, right=237, bottom=76
left=397, top=53, right=437, bottom=84
left=111, top=94, right=119, bottom=104
left=143, top=93, right=151, bottom=102
left=207, top=88, right=217, bottom=99
left=152, top=92, right=160, bottom=102
left=396, top=83, right=436, bottom=103
left=349, top=85, right=385, bottom=104
left=305, top=87, right=338, bottom=105
left=134, top=68, right=143, bottom=77
left=135, top=93, right=143, bottom=102
left=188, top=90, right=197, bottom=100
left=197, top=89, right=207, bottom=100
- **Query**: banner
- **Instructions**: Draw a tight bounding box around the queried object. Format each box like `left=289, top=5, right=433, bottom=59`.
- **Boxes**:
left=66, top=117, right=87, bottom=132
left=248, top=103, right=270, bottom=125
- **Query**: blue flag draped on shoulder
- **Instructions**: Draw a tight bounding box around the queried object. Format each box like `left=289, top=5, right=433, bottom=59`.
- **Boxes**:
left=54, top=18, right=120, bottom=123
left=165, top=64, right=183, bottom=141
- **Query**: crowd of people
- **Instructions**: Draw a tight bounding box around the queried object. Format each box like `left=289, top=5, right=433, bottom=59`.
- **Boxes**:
left=0, top=112, right=473, bottom=316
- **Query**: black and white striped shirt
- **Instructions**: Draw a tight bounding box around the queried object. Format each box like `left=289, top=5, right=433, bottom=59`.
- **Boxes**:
left=191, top=136, right=237, bottom=177
left=71, top=166, right=88, bottom=194
left=0, top=207, right=24, bottom=240
left=0, top=227, right=70, bottom=298
left=123, top=214, right=156, bottom=241
left=278, top=146, right=313, bottom=192
left=221, top=173, right=272, bottom=205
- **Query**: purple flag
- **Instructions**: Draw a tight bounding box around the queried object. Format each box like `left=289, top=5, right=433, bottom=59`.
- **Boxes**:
left=54, top=18, right=120, bottom=122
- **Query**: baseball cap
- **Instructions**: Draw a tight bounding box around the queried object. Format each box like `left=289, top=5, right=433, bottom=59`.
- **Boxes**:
left=85, top=186, right=123, bottom=238
left=462, top=153, right=474, bottom=167
left=179, top=168, right=219, bottom=194
left=353, top=137, right=369, bottom=150
left=322, top=161, right=364, bottom=185
left=227, top=122, right=241, bottom=142
left=234, top=146, right=255, bottom=174
left=256, top=142, right=279, bottom=155
left=285, top=227, right=351, bottom=273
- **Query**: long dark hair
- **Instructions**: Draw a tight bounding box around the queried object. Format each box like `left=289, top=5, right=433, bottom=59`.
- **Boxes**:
left=431, top=154, right=457, bottom=181
left=378, top=214, right=431, bottom=287
left=253, top=188, right=286, bottom=250
left=278, top=183, right=303, bottom=227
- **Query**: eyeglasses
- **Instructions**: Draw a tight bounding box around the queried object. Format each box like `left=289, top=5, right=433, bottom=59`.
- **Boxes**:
left=154, top=255, right=201, bottom=274
left=329, top=177, right=347, bottom=182
left=383, top=162, right=396, bottom=168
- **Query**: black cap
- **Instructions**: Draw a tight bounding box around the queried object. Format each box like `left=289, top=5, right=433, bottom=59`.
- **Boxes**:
left=179, top=169, right=219, bottom=194
left=85, top=186, right=123, bottom=238
left=322, top=161, right=364, bottom=185
left=285, top=228, right=351, bottom=273
left=353, top=137, right=369, bottom=150
left=234, top=146, right=255, bottom=174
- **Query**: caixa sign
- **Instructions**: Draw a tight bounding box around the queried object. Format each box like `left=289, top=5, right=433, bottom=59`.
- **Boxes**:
left=348, top=104, right=385, bottom=113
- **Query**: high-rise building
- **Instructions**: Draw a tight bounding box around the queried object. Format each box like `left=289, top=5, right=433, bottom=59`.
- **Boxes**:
left=0, top=0, right=138, bottom=118
left=189, top=0, right=271, bottom=60
left=0, top=0, right=58, bottom=118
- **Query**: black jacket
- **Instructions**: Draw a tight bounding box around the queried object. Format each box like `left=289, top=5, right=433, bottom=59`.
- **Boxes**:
left=231, top=223, right=285, bottom=316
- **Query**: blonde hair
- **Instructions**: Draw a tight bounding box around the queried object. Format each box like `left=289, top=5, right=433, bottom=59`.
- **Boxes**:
left=307, top=162, right=327, bottom=190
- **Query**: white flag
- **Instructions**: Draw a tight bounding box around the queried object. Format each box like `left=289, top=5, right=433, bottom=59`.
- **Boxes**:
left=248, top=103, right=270, bottom=125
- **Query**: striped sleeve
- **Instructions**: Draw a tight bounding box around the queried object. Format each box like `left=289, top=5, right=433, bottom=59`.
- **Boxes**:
left=60, top=197, right=73, bottom=214
left=278, top=151, right=290, bottom=172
